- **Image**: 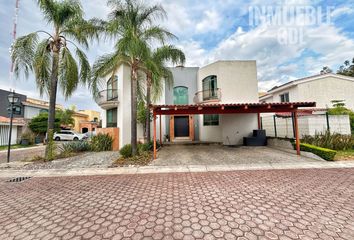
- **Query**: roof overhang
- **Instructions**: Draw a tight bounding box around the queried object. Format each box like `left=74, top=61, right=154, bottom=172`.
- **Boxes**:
left=151, top=102, right=316, bottom=115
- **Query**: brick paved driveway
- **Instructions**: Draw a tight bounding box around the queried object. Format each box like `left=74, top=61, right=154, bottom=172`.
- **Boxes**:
left=1, top=168, right=354, bottom=240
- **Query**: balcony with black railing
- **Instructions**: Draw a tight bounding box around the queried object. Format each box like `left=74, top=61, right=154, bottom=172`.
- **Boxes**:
left=193, top=88, right=222, bottom=104
left=94, top=89, right=118, bottom=109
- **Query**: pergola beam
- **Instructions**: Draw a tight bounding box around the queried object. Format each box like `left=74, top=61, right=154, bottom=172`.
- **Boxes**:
left=151, top=102, right=315, bottom=159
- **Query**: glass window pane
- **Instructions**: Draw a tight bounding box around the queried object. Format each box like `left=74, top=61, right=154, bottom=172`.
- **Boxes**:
left=173, top=87, right=188, bottom=104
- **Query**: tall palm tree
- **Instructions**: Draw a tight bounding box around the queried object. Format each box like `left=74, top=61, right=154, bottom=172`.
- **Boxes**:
left=143, top=45, right=185, bottom=141
left=91, top=0, right=175, bottom=155
left=11, top=0, right=100, bottom=160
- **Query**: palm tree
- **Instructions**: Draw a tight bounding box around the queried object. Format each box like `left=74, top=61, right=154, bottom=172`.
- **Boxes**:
left=91, top=0, right=175, bottom=155
left=11, top=0, right=100, bottom=160
left=143, top=45, right=185, bottom=141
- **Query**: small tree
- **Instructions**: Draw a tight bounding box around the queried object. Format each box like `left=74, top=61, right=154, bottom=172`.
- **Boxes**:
left=29, top=112, right=61, bottom=135
left=328, top=102, right=354, bottom=134
left=137, top=101, right=151, bottom=140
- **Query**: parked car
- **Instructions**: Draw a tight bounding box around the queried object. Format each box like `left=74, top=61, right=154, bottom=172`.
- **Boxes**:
left=53, top=130, right=87, bottom=141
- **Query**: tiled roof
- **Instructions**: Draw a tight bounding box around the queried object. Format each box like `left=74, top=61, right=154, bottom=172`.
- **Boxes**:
left=152, top=102, right=316, bottom=109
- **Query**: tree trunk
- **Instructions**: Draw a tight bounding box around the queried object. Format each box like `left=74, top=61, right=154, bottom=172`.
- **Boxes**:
left=146, top=77, right=151, bottom=142
left=45, top=50, right=59, bottom=160
left=131, top=66, right=138, bottom=156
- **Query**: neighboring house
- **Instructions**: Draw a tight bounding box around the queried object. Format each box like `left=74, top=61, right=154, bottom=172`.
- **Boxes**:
left=0, top=89, right=63, bottom=146
left=95, top=60, right=260, bottom=148
left=0, top=89, right=26, bottom=146
left=259, top=73, right=354, bottom=110
left=72, top=110, right=100, bottom=133
left=259, top=73, right=353, bottom=137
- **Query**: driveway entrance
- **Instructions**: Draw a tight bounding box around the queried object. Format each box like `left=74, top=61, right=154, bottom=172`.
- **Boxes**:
left=151, top=144, right=319, bottom=166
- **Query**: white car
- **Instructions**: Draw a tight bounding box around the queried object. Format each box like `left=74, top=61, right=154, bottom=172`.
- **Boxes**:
left=53, top=130, right=87, bottom=141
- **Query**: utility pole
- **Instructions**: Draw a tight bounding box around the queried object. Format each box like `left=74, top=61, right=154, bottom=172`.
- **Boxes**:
left=9, top=0, right=20, bottom=89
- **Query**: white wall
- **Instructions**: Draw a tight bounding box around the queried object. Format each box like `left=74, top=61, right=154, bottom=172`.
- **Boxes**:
left=221, top=114, right=258, bottom=145
left=297, top=76, right=354, bottom=110
left=0, top=124, right=18, bottom=146
left=262, top=114, right=351, bottom=138
left=198, top=61, right=259, bottom=144
left=24, top=106, right=47, bottom=119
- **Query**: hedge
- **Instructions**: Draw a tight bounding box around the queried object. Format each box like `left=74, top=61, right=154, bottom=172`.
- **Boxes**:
left=298, top=143, right=337, bottom=161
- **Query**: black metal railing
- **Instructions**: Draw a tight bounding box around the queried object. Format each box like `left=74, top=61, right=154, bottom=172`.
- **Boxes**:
left=94, top=89, right=118, bottom=105
left=193, top=88, right=221, bottom=104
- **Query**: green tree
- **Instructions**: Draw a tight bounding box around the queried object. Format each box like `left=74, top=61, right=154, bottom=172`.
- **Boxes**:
left=56, top=108, right=75, bottom=128
left=91, top=0, right=175, bottom=155
left=11, top=0, right=100, bottom=160
left=328, top=102, right=354, bottom=134
left=28, top=109, right=75, bottom=134
left=337, top=58, right=354, bottom=77
left=29, top=112, right=61, bottom=134
left=143, top=45, right=185, bottom=141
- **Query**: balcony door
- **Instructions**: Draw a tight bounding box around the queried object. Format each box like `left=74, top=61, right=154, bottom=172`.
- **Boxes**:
left=107, top=76, right=118, bottom=101
left=202, top=75, right=217, bottom=101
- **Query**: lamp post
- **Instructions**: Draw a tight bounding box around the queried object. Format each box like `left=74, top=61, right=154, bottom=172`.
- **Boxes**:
left=7, top=91, right=20, bottom=163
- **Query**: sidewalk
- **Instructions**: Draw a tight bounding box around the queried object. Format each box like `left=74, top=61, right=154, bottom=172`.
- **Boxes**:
left=1, top=160, right=354, bottom=178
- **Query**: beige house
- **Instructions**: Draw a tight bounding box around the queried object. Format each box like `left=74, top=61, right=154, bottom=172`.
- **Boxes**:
left=72, top=110, right=101, bottom=133
left=259, top=73, right=354, bottom=110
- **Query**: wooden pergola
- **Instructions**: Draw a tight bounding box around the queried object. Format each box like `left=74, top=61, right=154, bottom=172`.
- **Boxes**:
left=151, top=102, right=316, bottom=159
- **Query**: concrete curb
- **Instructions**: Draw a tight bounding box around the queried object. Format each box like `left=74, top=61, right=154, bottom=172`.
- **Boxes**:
left=1, top=161, right=354, bottom=178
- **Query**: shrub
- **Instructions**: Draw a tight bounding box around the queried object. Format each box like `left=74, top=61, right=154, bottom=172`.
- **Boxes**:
left=298, top=143, right=337, bottom=161
left=302, top=131, right=353, bottom=150
left=59, top=141, right=90, bottom=154
left=20, top=130, right=35, bottom=145
left=90, top=133, right=113, bottom=152
left=120, top=144, right=132, bottom=158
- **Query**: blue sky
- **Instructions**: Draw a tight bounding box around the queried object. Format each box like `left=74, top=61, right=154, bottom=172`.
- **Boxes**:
left=1, top=0, right=354, bottom=111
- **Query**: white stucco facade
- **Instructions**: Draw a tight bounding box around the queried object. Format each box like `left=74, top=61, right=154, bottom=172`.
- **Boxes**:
left=198, top=61, right=259, bottom=145
left=99, top=60, right=260, bottom=148
left=260, top=74, right=354, bottom=110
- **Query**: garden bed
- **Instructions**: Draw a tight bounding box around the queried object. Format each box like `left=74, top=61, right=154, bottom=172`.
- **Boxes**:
left=112, top=151, right=153, bottom=167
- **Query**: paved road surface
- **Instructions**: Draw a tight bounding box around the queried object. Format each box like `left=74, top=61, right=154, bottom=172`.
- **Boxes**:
left=1, top=168, right=353, bottom=239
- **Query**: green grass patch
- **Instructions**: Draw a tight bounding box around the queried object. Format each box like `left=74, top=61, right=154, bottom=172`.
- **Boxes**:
left=0, top=144, right=34, bottom=151
left=335, top=149, right=354, bottom=161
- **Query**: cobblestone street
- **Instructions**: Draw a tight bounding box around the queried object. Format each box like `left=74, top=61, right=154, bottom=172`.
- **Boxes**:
left=1, top=168, right=354, bottom=239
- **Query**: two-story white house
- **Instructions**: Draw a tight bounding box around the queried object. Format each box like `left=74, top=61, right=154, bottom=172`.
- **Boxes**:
left=96, top=60, right=261, bottom=147
left=259, top=73, right=354, bottom=110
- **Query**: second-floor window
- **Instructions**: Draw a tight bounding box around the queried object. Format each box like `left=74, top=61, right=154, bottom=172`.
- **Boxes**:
left=280, top=92, right=289, bottom=102
left=173, top=86, right=188, bottom=105
left=107, top=76, right=118, bottom=101
left=202, top=75, right=218, bottom=101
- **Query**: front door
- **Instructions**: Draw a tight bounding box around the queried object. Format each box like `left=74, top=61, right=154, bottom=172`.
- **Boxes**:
left=174, top=116, right=189, bottom=137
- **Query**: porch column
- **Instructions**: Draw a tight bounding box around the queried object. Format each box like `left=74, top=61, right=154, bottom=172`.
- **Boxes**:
left=257, top=113, right=261, bottom=129
left=159, top=114, right=162, bottom=145
left=294, top=110, right=300, bottom=155
left=153, top=112, right=157, bottom=159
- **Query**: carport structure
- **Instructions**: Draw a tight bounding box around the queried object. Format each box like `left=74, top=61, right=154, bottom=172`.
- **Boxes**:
left=151, top=102, right=316, bottom=159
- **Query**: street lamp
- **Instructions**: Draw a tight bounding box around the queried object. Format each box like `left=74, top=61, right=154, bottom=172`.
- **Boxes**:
left=7, top=91, right=20, bottom=163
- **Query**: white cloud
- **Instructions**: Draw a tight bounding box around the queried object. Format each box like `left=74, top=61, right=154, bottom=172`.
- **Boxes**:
left=196, top=10, right=222, bottom=33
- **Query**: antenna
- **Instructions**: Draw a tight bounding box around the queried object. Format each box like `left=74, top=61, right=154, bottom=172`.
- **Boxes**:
left=9, top=0, right=20, bottom=90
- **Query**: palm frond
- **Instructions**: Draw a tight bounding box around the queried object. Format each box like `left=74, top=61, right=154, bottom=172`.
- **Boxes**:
left=75, top=47, right=90, bottom=84
left=61, top=17, right=103, bottom=48
left=90, top=52, right=129, bottom=96
left=37, top=0, right=83, bottom=27
left=141, top=26, right=176, bottom=44
left=58, top=47, right=79, bottom=99
left=33, top=39, right=51, bottom=96
left=12, top=32, right=38, bottom=79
